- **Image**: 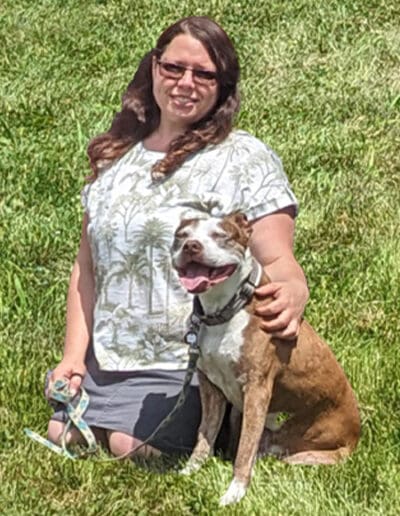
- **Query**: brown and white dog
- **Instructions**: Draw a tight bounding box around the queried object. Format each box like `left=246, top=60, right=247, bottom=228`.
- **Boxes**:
left=171, top=212, right=360, bottom=506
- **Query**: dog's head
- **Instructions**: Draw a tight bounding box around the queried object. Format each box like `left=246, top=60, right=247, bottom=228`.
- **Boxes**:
left=171, top=212, right=252, bottom=294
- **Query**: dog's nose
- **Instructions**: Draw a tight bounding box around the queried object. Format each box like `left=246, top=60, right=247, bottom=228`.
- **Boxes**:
left=183, top=239, right=203, bottom=256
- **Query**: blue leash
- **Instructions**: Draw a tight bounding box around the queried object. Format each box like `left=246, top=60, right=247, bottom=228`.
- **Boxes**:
left=24, top=378, right=97, bottom=459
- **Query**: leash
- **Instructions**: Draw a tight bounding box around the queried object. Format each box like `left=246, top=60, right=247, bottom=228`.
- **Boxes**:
left=24, top=378, right=97, bottom=459
left=120, top=330, right=201, bottom=458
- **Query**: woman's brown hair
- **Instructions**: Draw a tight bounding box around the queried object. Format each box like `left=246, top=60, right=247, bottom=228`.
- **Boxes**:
left=87, top=16, right=240, bottom=180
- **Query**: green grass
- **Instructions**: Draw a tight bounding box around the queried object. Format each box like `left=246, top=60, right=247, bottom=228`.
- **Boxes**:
left=1, top=0, right=399, bottom=513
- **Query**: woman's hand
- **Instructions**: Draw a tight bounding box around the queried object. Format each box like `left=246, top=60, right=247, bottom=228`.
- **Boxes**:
left=47, top=359, right=87, bottom=398
left=254, top=279, right=309, bottom=339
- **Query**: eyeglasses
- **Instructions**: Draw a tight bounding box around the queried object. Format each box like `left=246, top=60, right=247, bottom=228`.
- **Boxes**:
left=156, top=60, right=218, bottom=85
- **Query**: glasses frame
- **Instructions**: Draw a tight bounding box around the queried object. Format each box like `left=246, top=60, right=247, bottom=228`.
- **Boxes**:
left=156, top=59, right=218, bottom=85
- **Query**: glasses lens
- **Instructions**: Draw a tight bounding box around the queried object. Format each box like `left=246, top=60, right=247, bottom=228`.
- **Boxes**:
left=192, top=70, right=217, bottom=84
left=158, top=61, right=217, bottom=84
left=158, top=61, right=185, bottom=78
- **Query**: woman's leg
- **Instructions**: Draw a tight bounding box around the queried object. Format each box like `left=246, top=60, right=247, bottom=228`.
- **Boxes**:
left=107, top=430, right=161, bottom=458
left=47, top=420, right=107, bottom=447
left=47, top=421, right=160, bottom=457
left=47, top=419, right=83, bottom=445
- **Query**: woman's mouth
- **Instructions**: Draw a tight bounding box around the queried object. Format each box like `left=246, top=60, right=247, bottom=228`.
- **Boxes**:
left=172, top=96, right=196, bottom=108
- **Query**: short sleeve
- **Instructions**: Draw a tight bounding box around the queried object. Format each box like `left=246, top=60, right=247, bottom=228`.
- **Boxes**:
left=215, top=132, right=298, bottom=221
left=239, top=142, right=298, bottom=221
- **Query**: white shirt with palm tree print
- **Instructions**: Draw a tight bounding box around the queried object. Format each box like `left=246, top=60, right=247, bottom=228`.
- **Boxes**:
left=82, top=130, right=298, bottom=371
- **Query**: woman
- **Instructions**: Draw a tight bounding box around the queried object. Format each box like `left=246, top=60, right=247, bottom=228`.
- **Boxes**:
left=47, top=16, right=309, bottom=457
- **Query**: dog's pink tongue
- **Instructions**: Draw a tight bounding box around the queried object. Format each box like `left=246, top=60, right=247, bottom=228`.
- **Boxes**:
left=180, top=263, right=210, bottom=293
left=179, top=263, right=237, bottom=293
left=179, top=264, right=210, bottom=293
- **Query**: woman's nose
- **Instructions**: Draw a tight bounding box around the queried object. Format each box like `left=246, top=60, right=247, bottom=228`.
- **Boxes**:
left=177, top=69, right=195, bottom=87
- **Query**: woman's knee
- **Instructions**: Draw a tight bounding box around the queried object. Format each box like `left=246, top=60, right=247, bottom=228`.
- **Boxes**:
left=107, top=430, right=161, bottom=458
left=47, top=419, right=83, bottom=445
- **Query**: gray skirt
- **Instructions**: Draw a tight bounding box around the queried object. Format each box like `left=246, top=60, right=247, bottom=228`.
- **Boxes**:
left=50, top=347, right=202, bottom=455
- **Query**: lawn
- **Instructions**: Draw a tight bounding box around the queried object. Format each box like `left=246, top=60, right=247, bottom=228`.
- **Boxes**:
left=1, top=0, right=399, bottom=514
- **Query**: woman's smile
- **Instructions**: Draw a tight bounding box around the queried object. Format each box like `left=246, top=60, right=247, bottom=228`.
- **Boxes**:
left=171, top=95, right=196, bottom=108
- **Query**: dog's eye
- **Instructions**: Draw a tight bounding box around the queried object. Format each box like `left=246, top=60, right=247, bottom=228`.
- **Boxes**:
left=211, top=231, right=227, bottom=239
left=176, top=230, right=189, bottom=239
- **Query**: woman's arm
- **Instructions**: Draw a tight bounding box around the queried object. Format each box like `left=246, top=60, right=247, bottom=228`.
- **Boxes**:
left=249, top=207, right=309, bottom=339
left=49, top=214, right=95, bottom=394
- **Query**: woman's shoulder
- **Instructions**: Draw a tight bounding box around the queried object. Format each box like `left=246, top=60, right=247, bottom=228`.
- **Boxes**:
left=228, top=129, right=264, bottom=145
left=219, top=130, right=279, bottom=158
left=202, top=130, right=282, bottom=171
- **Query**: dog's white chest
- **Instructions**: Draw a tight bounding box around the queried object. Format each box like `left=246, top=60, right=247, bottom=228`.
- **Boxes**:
left=198, top=310, right=249, bottom=410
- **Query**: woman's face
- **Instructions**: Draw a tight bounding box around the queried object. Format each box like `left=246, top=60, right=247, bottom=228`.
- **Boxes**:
left=152, top=33, right=219, bottom=132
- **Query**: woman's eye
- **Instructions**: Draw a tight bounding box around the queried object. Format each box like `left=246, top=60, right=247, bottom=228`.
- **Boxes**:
left=194, top=70, right=216, bottom=81
left=164, top=63, right=184, bottom=74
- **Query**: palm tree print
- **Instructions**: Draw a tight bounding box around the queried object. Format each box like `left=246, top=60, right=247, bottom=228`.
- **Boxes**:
left=103, top=248, right=147, bottom=308
left=131, top=218, right=173, bottom=315
left=155, top=249, right=173, bottom=329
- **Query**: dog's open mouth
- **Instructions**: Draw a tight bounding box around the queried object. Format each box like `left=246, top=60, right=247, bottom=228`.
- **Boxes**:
left=177, top=262, right=237, bottom=294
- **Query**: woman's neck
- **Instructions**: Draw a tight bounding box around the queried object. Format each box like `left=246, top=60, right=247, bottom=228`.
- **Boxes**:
left=143, top=120, right=187, bottom=152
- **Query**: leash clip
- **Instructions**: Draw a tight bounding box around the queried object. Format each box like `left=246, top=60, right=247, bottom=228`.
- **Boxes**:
left=184, top=329, right=201, bottom=358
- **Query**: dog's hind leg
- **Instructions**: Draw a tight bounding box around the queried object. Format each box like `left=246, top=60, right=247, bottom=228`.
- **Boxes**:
left=282, top=447, right=351, bottom=465
left=267, top=405, right=360, bottom=465
left=180, top=370, right=226, bottom=475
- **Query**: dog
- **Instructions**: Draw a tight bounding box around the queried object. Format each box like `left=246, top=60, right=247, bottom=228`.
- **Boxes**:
left=171, top=212, right=360, bottom=506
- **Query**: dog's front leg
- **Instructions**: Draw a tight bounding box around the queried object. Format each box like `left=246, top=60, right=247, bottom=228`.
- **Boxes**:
left=220, top=378, right=273, bottom=506
left=181, top=369, right=227, bottom=475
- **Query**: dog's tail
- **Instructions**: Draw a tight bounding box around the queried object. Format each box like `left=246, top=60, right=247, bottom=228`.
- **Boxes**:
left=282, top=446, right=351, bottom=465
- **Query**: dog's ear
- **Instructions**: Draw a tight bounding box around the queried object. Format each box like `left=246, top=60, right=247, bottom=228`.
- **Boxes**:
left=232, top=212, right=252, bottom=234
left=227, top=212, right=252, bottom=244
left=231, top=212, right=248, bottom=228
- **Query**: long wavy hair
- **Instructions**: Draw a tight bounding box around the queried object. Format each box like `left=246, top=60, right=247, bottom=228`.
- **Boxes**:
left=87, top=16, right=240, bottom=180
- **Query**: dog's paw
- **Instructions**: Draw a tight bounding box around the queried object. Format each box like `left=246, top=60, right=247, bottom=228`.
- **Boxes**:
left=179, top=459, right=203, bottom=476
left=219, top=478, right=247, bottom=506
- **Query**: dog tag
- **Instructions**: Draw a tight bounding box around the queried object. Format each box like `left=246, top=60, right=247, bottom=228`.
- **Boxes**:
left=185, top=331, right=198, bottom=346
